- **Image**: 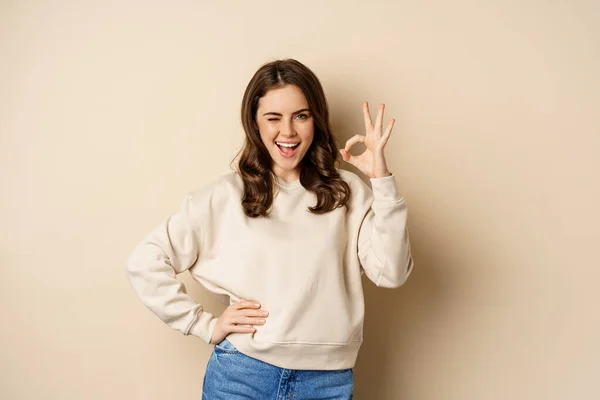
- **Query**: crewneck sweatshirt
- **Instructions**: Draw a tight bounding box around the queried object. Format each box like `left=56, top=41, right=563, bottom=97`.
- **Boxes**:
left=125, top=168, right=414, bottom=370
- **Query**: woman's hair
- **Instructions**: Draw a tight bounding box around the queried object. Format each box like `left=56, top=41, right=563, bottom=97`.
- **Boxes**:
left=232, top=58, right=351, bottom=218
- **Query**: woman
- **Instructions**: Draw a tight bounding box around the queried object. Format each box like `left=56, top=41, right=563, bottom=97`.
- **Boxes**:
left=126, top=58, right=414, bottom=399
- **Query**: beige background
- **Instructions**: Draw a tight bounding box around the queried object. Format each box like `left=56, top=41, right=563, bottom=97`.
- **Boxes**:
left=1, top=1, right=599, bottom=399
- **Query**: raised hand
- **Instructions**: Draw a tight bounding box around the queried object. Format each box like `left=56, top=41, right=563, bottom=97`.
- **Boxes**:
left=339, top=102, right=394, bottom=178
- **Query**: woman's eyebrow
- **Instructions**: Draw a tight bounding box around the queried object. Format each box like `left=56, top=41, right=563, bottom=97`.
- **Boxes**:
left=262, top=108, right=310, bottom=117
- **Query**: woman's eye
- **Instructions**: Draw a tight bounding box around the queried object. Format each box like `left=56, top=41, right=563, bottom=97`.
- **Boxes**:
left=295, top=113, right=308, bottom=120
left=268, top=118, right=280, bottom=122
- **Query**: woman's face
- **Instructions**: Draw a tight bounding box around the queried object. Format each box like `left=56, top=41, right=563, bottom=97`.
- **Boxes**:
left=255, top=84, right=314, bottom=181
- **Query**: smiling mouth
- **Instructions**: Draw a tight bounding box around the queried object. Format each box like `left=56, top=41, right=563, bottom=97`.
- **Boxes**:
left=275, top=142, right=301, bottom=157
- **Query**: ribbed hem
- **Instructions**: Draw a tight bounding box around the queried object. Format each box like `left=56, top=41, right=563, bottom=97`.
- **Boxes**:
left=225, top=333, right=362, bottom=370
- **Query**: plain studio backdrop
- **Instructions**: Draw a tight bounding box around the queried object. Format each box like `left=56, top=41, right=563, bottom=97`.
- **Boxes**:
left=1, top=1, right=598, bottom=399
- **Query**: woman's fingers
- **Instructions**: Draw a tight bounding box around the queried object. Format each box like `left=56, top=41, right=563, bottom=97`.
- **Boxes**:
left=344, top=134, right=366, bottom=151
left=230, top=299, right=268, bottom=326
left=364, top=102, right=389, bottom=139
left=374, top=104, right=384, bottom=136
left=212, top=300, right=268, bottom=342
left=234, top=316, right=267, bottom=325
left=234, top=299, right=261, bottom=309
left=231, top=325, right=256, bottom=333
left=382, top=117, right=395, bottom=144
left=341, top=134, right=366, bottom=166
left=363, top=102, right=373, bottom=132
left=240, top=308, right=269, bottom=317
left=339, top=149, right=351, bottom=163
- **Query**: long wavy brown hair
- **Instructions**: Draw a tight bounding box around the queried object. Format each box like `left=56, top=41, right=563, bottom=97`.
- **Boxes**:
left=231, top=58, right=351, bottom=218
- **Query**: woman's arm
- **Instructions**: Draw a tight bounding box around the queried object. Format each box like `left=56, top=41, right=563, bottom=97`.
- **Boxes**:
left=357, top=174, right=414, bottom=288
left=125, top=194, right=217, bottom=344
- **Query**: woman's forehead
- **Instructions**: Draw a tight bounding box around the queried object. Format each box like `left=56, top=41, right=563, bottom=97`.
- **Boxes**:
left=257, top=85, right=308, bottom=112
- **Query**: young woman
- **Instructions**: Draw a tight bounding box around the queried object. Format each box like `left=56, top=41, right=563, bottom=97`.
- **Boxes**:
left=126, top=58, right=414, bottom=399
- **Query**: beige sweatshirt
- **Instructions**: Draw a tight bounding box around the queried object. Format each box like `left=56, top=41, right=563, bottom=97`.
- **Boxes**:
left=125, top=168, right=414, bottom=370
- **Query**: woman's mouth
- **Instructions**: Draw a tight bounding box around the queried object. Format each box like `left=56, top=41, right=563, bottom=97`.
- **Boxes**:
left=275, top=142, right=300, bottom=158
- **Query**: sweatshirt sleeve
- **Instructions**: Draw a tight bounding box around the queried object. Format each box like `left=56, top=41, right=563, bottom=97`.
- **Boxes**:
left=357, top=173, right=415, bottom=288
left=125, top=193, right=218, bottom=344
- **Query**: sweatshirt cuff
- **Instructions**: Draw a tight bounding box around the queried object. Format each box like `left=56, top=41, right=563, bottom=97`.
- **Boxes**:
left=188, top=310, right=218, bottom=344
left=370, top=173, right=403, bottom=202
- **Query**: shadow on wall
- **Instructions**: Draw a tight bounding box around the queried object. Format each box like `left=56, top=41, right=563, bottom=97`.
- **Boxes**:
left=354, top=237, right=458, bottom=399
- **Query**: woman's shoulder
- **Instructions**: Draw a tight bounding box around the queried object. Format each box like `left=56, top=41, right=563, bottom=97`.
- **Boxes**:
left=336, top=168, right=374, bottom=209
left=336, top=168, right=369, bottom=190
left=336, top=167, right=359, bottom=182
left=187, top=170, right=242, bottom=205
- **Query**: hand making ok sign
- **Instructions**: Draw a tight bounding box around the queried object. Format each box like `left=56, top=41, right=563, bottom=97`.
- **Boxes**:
left=339, top=102, right=394, bottom=179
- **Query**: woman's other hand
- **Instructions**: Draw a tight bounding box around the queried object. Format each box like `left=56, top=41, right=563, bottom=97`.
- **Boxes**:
left=209, top=299, right=269, bottom=345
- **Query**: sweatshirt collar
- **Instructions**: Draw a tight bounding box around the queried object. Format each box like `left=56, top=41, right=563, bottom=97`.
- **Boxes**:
left=274, top=175, right=301, bottom=189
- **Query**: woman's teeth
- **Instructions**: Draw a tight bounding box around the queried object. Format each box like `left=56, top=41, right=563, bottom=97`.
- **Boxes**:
left=276, top=142, right=300, bottom=148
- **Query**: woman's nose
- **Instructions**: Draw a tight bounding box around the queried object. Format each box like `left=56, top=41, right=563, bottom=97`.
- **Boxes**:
left=280, top=118, right=296, bottom=136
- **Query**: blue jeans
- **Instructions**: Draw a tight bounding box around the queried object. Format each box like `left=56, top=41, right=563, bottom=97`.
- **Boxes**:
left=202, top=338, right=354, bottom=399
